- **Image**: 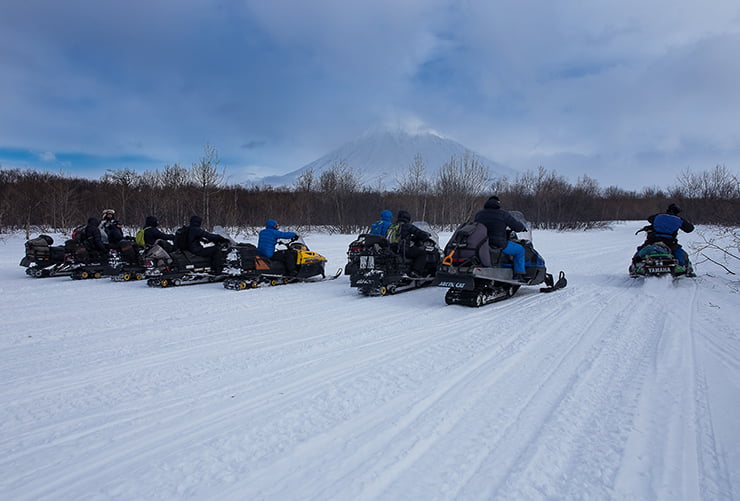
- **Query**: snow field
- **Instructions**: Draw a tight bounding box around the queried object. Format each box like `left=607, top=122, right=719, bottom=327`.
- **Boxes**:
left=0, top=223, right=737, bottom=500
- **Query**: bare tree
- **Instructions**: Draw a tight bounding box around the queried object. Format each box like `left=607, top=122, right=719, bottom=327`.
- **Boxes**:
left=160, top=163, right=191, bottom=227
left=190, top=143, right=224, bottom=228
left=319, top=160, right=362, bottom=233
left=689, top=227, right=739, bottom=277
left=294, top=168, right=316, bottom=230
left=295, top=168, right=316, bottom=192
left=102, top=168, right=139, bottom=223
left=434, top=153, right=489, bottom=228
left=47, top=172, right=79, bottom=231
left=396, top=154, right=431, bottom=220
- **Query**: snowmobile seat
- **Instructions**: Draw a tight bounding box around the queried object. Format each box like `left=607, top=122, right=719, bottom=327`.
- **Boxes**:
left=487, top=245, right=504, bottom=266
left=50, top=246, right=66, bottom=262
left=171, top=249, right=211, bottom=268
left=443, top=222, right=492, bottom=268
left=359, top=234, right=389, bottom=247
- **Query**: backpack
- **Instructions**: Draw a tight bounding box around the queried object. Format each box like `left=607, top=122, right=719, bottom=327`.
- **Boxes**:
left=174, top=226, right=190, bottom=251
left=386, top=223, right=400, bottom=244
left=25, top=235, right=53, bottom=260
left=135, top=227, right=149, bottom=248
left=71, top=225, right=86, bottom=244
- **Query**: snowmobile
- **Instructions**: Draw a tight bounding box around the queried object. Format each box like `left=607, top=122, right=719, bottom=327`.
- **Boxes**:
left=20, top=234, right=75, bottom=278
left=64, top=238, right=146, bottom=281
left=223, top=237, right=340, bottom=290
left=433, top=214, right=567, bottom=307
left=145, top=242, right=231, bottom=288
left=629, top=230, right=695, bottom=278
left=346, top=222, right=442, bottom=296
left=109, top=240, right=148, bottom=282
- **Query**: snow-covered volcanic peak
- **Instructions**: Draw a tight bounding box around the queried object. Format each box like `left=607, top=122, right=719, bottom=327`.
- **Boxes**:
left=261, top=125, right=516, bottom=189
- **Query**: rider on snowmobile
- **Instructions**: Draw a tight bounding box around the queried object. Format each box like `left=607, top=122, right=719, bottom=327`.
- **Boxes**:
left=369, top=210, right=393, bottom=236
left=638, top=203, right=694, bottom=273
left=474, top=196, right=528, bottom=281
left=258, top=219, right=299, bottom=275
left=99, top=209, right=124, bottom=248
left=185, top=215, right=230, bottom=273
left=140, top=216, right=175, bottom=248
left=388, top=210, right=432, bottom=277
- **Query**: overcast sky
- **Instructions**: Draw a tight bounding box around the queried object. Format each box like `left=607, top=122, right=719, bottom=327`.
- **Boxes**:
left=2, top=0, right=739, bottom=189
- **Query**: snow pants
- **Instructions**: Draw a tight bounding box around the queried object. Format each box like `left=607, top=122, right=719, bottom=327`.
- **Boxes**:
left=503, top=241, right=526, bottom=274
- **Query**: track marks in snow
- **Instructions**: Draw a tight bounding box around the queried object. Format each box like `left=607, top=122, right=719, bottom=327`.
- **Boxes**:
left=2, top=227, right=738, bottom=500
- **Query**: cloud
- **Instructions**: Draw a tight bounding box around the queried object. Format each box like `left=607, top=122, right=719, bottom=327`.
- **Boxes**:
left=0, top=0, right=739, bottom=188
left=241, top=140, right=267, bottom=150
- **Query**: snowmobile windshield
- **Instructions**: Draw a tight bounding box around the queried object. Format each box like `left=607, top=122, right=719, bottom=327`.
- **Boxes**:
left=413, top=221, right=439, bottom=244
left=279, top=236, right=304, bottom=247
left=212, top=225, right=236, bottom=245
left=508, top=211, right=533, bottom=242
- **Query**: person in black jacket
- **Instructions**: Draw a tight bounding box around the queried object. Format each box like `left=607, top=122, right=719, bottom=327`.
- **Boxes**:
left=185, top=215, right=229, bottom=272
left=142, top=216, right=175, bottom=247
left=392, top=210, right=432, bottom=277
left=474, top=196, right=527, bottom=280
left=83, top=217, right=108, bottom=261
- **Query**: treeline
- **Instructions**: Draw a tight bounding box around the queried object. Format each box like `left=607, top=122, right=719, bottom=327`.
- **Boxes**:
left=1, top=148, right=738, bottom=237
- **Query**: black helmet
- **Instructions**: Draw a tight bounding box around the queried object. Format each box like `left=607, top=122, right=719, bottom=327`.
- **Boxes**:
left=397, top=210, right=412, bottom=223
left=484, top=196, right=501, bottom=209
left=667, top=203, right=681, bottom=215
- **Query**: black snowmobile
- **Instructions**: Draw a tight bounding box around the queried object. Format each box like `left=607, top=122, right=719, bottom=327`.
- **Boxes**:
left=629, top=225, right=695, bottom=278
left=346, top=222, right=442, bottom=296
left=20, top=234, right=75, bottom=278
left=145, top=241, right=231, bottom=287
left=64, top=238, right=145, bottom=281
left=109, top=240, right=148, bottom=282
left=434, top=214, right=566, bottom=307
left=223, top=237, right=340, bottom=290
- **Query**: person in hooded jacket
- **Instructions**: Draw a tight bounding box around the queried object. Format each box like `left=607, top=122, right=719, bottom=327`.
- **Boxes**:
left=390, top=210, right=432, bottom=277
left=257, top=219, right=298, bottom=275
left=474, top=196, right=528, bottom=280
left=142, top=216, right=175, bottom=247
left=369, top=210, right=393, bottom=236
left=642, top=203, right=694, bottom=270
left=82, top=217, right=108, bottom=261
left=185, top=215, right=229, bottom=272
left=99, top=209, right=124, bottom=248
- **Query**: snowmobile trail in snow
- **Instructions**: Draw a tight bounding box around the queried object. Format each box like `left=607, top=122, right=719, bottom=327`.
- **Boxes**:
left=0, top=225, right=738, bottom=500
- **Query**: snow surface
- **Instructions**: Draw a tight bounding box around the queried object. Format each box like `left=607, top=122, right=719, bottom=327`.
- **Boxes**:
left=1, top=223, right=738, bottom=500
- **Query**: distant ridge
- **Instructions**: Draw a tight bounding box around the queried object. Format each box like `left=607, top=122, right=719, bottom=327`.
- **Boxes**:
left=260, top=126, right=517, bottom=188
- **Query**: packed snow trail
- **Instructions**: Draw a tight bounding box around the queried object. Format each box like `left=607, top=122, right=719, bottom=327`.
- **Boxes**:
left=0, top=223, right=737, bottom=500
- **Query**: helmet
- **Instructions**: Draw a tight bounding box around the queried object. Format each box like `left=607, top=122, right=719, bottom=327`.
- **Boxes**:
left=484, top=196, right=501, bottom=209
left=667, top=203, right=681, bottom=215
left=102, top=209, right=116, bottom=216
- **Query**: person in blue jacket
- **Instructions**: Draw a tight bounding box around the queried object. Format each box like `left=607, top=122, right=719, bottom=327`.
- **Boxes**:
left=643, top=203, right=694, bottom=271
left=369, top=210, right=393, bottom=236
left=474, top=196, right=528, bottom=281
left=258, top=219, right=298, bottom=275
